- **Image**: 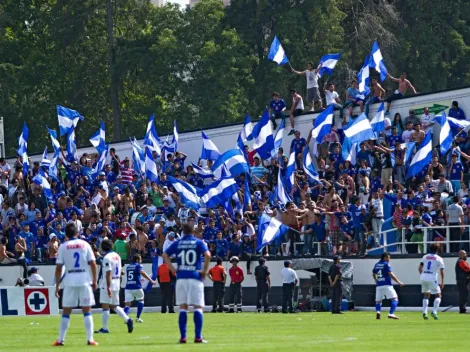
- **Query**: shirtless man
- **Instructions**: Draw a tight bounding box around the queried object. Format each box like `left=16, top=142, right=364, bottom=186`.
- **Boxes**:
left=296, top=201, right=316, bottom=230
left=0, top=237, right=17, bottom=264
left=135, top=225, right=149, bottom=257
left=287, top=89, right=305, bottom=135
left=411, top=122, right=425, bottom=145
left=324, top=187, right=344, bottom=208
left=282, top=202, right=300, bottom=256
left=365, top=78, right=386, bottom=117
left=385, top=72, right=417, bottom=115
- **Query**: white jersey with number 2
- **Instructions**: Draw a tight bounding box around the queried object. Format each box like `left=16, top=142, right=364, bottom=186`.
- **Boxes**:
left=420, top=253, right=445, bottom=282
left=57, top=238, right=95, bottom=287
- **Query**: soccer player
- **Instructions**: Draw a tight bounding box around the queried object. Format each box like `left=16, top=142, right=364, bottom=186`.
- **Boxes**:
left=372, top=252, right=404, bottom=320
left=53, top=223, right=98, bottom=346
left=95, top=239, right=134, bottom=334
left=419, top=243, right=445, bottom=320
left=162, top=222, right=211, bottom=344
left=124, top=254, right=156, bottom=323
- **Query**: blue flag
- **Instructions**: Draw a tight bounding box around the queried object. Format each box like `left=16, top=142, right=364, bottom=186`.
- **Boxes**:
left=257, top=213, right=290, bottom=251
left=268, top=36, right=289, bottom=65
left=57, top=105, right=84, bottom=136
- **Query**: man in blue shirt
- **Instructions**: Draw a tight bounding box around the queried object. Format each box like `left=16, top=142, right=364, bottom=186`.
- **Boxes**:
left=163, top=222, right=211, bottom=344
left=214, top=231, right=229, bottom=259
left=349, top=197, right=368, bottom=256
left=448, top=153, right=464, bottom=192
left=18, top=223, right=35, bottom=259
left=290, top=131, right=307, bottom=168
left=303, top=213, right=328, bottom=256
left=448, top=101, right=466, bottom=120
left=372, top=252, right=404, bottom=320
left=269, top=92, right=287, bottom=130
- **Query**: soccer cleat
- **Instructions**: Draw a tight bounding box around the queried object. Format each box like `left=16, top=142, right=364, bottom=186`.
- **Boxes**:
left=127, top=318, right=134, bottom=333
left=87, top=341, right=99, bottom=346
left=431, top=312, right=439, bottom=320
left=423, top=314, right=429, bottom=320
left=194, top=338, right=208, bottom=344
left=94, top=328, right=109, bottom=333
left=388, top=314, right=399, bottom=320
left=52, top=340, right=64, bottom=346
left=136, top=318, right=144, bottom=323
left=376, top=312, right=381, bottom=320
left=179, top=338, right=187, bottom=344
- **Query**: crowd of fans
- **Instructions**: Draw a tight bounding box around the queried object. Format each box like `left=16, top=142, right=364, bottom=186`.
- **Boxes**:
left=0, top=72, right=469, bottom=277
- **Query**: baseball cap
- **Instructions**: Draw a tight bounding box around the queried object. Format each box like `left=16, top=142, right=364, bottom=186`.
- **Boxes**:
left=230, top=256, right=239, bottom=263
left=99, top=172, right=105, bottom=176
left=29, top=267, right=38, bottom=273
left=284, top=260, right=292, bottom=267
left=333, top=255, right=342, bottom=262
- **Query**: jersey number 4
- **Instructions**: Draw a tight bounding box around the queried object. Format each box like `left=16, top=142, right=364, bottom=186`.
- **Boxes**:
left=177, top=249, right=197, bottom=266
left=376, top=269, right=383, bottom=279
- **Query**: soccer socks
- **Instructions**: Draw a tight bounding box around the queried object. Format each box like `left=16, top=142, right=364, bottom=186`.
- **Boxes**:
left=124, top=306, right=130, bottom=315
left=84, top=312, right=94, bottom=342
left=390, top=300, right=398, bottom=315
left=194, top=309, right=203, bottom=340
left=58, top=314, right=70, bottom=343
left=422, top=298, right=429, bottom=315
left=115, top=306, right=130, bottom=322
left=433, top=298, right=441, bottom=314
left=179, top=310, right=188, bottom=339
left=375, top=303, right=382, bottom=313
left=102, top=309, right=110, bottom=330
left=137, top=301, right=144, bottom=319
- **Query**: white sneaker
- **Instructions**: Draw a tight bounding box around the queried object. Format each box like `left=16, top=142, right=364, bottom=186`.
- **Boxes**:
left=136, top=318, right=144, bottom=323
left=387, top=314, right=399, bottom=320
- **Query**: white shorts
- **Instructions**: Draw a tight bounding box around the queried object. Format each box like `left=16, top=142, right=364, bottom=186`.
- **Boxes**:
left=124, top=289, right=144, bottom=302
left=421, top=280, right=441, bottom=294
left=100, top=289, right=120, bottom=306
left=62, top=286, right=95, bottom=308
left=175, top=279, right=204, bottom=307
left=375, top=286, right=398, bottom=302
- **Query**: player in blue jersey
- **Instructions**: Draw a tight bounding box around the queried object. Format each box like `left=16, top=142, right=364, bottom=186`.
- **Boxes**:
left=124, top=254, right=156, bottom=323
left=163, top=222, right=211, bottom=344
left=372, top=252, right=404, bottom=320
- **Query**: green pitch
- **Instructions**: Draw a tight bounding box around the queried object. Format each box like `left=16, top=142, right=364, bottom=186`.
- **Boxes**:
left=1, top=311, right=467, bottom=351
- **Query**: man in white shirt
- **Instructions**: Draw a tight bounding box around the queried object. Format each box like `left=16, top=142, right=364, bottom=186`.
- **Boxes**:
left=370, top=190, right=384, bottom=246
left=27, top=267, right=44, bottom=286
left=0, top=158, right=11, bottom=187
left=292, top=62, right=323, bottom=111
left=324, top=83, right=344, bottom=126
left=418, top=243, right=445, bottom=320
left=446, top=195, right=464, bottom=252
left=53, top=223, right=98, bottom=346
left=401, top=122, right=414, bottom=143
left=94, top=239, right=134, bottom=334
left=420, top=107, right=435, bottom=133
left=281, top=260, right=298, bottom=313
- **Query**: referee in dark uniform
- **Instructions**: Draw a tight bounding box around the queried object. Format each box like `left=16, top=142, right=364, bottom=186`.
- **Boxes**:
left=329, top=255, right=343, bottom=314
left=254, top=257, right=271, bottom=313
left=455, top=250, right=470, bottom=313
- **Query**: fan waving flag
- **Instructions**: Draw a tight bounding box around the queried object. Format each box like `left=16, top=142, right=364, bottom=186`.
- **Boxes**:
left=268, top=36, right=289, bottom=65
left=131, top=138, right=145, bottom=176
left=143, top=113, right=162, bottom=155
left=344, top=113, right=375, bottom=144
left=46, top=126, right=61, bottom=152
left=276, top=167, right=291, bottom=205
left=370, top=41, right=388, bottom=82
left=40, top=147, right=50, bottom=167
left=370, top=102, right=385, bottom=137
left=18, top=123, right=29, bottom=153
left=311, top=104, right=334, bottom=143
left=252, top=110, right=274, bottom=160
left=241, top=114, right=254, bottom=141
left=57, top=105, right=84, bottom=136
left=317, top=53, right=341, bottom=78
left=212, top=148, right=250, bottom=177
left=257, top=213, right=290, bottom=251
left=91, top=144, right=109, bottom=180
left=167, top=176, right=201, bottom=209
left=199, top=177, right=238, bottom=209
left=32, top=169, right=53, bottom=200
left=302, top=146, right=319, bottom=181
left=89, top=121, right=106, bottom=154
left=145, top=147, right=159, bottom=182
left=407, top=132, right=432, bottom=179
left=358, top=56, right=371, bottom=97
left=191, top=163, right=215, bottom=179
left=284, top=151, right=296, bottom=192
left=200, top=131, right=221, bottom=161
left=272, top=118, right=285, bottom=156
left=436, top=111, right=453, bottom=154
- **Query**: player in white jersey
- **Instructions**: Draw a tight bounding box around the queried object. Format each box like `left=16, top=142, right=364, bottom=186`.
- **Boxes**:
left=419, top=243, right=445, bottom=320
left=53, top=223, right=98, bottom=346
left=95, top=239, right=134, bottom=334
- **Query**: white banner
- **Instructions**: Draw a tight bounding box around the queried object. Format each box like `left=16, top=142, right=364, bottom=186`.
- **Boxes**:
left=0, top=287, right=59, bottom=316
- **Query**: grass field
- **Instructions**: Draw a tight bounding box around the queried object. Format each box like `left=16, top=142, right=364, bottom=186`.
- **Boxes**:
left=1, top=311, right=467, bottom=351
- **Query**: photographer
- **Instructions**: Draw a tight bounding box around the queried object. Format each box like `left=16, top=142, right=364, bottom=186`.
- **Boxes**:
left=27, top=267, right=44, bottom=286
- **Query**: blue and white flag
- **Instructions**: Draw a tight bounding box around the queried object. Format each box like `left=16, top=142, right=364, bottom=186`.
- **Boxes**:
left=342, top=139, right=358, bottom=166
left=18, top=123, right=29, bottom=153
left=32, top=169, right=53, bottom=200
left=311, top=104, right=334, bottom=143
left=143, top=113, right=162, bottom=155
left=131, top=138, right=145, bottom=176
left=167, top=176, right=201, bottom=209
left=370, top=102, right=385, bottom=137
left=49, top=149, right=60, bottom=178
left=284, top=151, right=296, bottom=192
left=344, top=113, right=375, bottom=144
left=237, top=133, right=249, bottom=161
left=191, top=163, right=215, bottom=179
left=46, top=126, right=61, bottom=152
left=40, top=147, right=50, bottom=167
left=257, top=213, right=290, bottom=251
left=407, top=132, right=432, bottom=179
left=447, top=116, right=470, bottom=131
left=317, top=53, right=341, bottom=78
left=89, top=121, right=106, bottom=154
left=91, top=144, right=109, bottom=180
left=243, top=177, right=251, bottom=211
left=276, top=167, right=291, bottom=205
left=199, top=177, right=238, bottom=209
left=436, top=111, right=453, bottom=154
left=302, top=146, right=319, bottom=181
left=57, top=105, right=84, bottom=136
left=272, top=118, right=285, bottom=156
left=390, top=142, right=415, bottom=167
left=211, top=148, right=250, bottom=177
left=241, top=114, right=254, bottom=141
left=172, top=120, right=179, bottom=151
left=145, top=147, right=159, bottom=182
left=200, top=131, right=221, bottom=161
left=66, top=126, right=78, bottom=162
left=357, top=56, right=371, bottom=96
left=267, top=36, right=289, bottom=65
left=252, top=110, right=274, bottom=159
left=369, top=41, right=388, bottom=82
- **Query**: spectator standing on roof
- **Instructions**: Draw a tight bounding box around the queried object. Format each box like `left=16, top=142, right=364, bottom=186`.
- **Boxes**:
left=384, top=72, right=417, bottom=115
left=291, top=62, right=323, bottom=112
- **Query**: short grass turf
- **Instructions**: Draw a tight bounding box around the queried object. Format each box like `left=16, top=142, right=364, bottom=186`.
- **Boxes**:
left=1, top=311, right=467, bottom=351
